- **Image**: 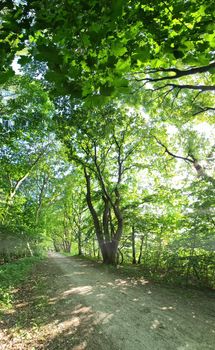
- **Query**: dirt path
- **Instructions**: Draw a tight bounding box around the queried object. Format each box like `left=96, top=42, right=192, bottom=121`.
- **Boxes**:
left=1, top=253, right=215, bottom=350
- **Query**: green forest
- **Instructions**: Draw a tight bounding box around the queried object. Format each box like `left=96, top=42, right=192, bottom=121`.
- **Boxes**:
left=0, top=1, right=215, bottom=349
left=1, top=0, right=215, bottom=285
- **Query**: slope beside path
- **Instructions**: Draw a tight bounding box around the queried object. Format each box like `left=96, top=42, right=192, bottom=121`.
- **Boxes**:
left=1, top=252, right=214, bottom=350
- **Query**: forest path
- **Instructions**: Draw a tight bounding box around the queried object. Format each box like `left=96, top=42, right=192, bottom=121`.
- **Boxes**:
left=1, top=253, right=215, bottom=350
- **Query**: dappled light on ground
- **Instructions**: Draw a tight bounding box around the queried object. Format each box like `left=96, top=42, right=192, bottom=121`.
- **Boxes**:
left=160, top=306, right=175, bottom=311
left=0, top=253, right=214, bottom=350
left=62, top=286, right=93, bottom=297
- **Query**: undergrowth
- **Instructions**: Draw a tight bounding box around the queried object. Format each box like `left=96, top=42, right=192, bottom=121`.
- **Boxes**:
left=67, top=253, right=215, bottom=290
left=0, top=256, right=43, bottom=313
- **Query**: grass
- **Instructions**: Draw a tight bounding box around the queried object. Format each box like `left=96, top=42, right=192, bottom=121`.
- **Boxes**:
left=46, top=252, right=215, bottom=290
left=64, top=253, right=215, bottom=290
left=0, top=256, right=43, bottom=313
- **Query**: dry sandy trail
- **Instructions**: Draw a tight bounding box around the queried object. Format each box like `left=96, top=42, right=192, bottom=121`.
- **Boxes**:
left=1, top=253, right=215, bottom=350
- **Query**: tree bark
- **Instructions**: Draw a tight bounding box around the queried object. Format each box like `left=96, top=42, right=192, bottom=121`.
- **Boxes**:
left=100, top=239, right=119, bottom=265
left=102, top=196, right=110, bottom=241
left=84, top=167, right=103, bottom=241
left=84, top=167, right=119, bottom=264
left=84, top=145, right=124, bottom=265
left=138, top=235, right=144, bottom=264
left=131, top=225, right=136, bottom=264
left=78, top=230, right=82, bottom=255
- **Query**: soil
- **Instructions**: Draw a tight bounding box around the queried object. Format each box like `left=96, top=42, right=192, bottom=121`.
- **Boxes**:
left=0, top=252, right=214, bottom=350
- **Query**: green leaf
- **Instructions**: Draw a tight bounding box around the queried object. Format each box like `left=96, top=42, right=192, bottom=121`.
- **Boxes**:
left=113, top=77, right=128, bottom=87
left=111, top=42, right=127, bottom=57
left=85, top=95, right=109, bottom=107
left=115, top=57, right=131, bottom=72
left=100, top=84, right=115, bottom=96
left=201, top=33, right=215, bottom=48
left=36, top=45, right=62, bottom=64
left=89, top=23, right=102, bottom=33
left=132, top=48, right=150, bottom=62
left=45, top=71, right=65, bottom=83
left=0, top=69, right=14, bottom=84
left=18, top=56, right=31, bottom=65
left=112, top=0, right=123, bottom=18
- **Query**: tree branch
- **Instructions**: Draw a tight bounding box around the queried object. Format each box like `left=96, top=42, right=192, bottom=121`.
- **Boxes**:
left=152, top=83, right=215, bottom=92
left=133, top=62, right=215, bottom=82
left=154, top=136, right=215, bottom=185
left=154, top=136, right=194, bottom=163
left=193, top=107, right=215, bottom=116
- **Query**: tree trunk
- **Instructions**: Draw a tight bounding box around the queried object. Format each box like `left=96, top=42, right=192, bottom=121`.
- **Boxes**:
left=84, top=168, right=103, bottom=241
left=93, top=237, right=96, bottom=257
left=138, top=235, right=144, bottom=264
left=53, top=239, right=60, bottom=252
left=99, top=239, right=118, bottom=265
left=131, top=225, right=136, bottom=264
left=117, top=248, right=124, bottom=265
left=103, top=196, right=110, bottom=241
left=63, top=239, right=71, bottom=253
left=97, top=248, right=101, bottom=260
left=144, top=233, right=148, bottom=268
left=155, top=232, right=162, bottom=270
left=27, top=242, right=33, bottom=256
left=84, top=167, right=123, bottom=265
left=78, top=231, right=82, bottom=255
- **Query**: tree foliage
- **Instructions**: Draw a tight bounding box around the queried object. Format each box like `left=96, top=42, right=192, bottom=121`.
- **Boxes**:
left=0, top=0, right=214, bottom=286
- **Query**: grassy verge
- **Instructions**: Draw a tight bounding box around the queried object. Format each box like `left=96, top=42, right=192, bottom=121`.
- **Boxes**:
left=52, top=253, right=215, bottom=290
left=68, top=254, right=215, bottom=290
left=0, top=256, right=43, bottom=313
